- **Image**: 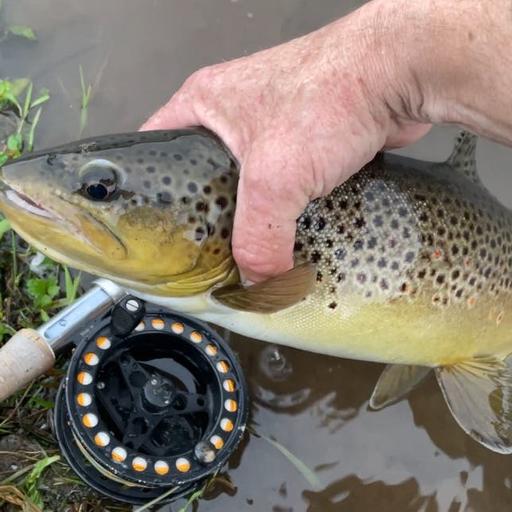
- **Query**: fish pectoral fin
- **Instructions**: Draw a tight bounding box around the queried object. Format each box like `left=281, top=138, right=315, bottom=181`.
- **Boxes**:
left=436, top=356, right=512, bottom=454
left=211, top=263, right=316, bottom=313
left=369, top=364, right=431, bottom=410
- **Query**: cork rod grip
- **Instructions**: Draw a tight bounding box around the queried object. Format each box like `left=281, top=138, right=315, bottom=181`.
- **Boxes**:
left=0, top=329, right=55, bottom=402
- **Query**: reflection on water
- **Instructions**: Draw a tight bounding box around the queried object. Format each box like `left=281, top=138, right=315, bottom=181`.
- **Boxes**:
left=3, top=0, right=512, bottom=510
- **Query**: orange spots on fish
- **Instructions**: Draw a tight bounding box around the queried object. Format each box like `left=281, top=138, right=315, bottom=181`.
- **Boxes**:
left=464, top=258, right=472, bottom=269
left=432, top=248, right=443, bottom=260
left=467, top=296, right=477, bottom=308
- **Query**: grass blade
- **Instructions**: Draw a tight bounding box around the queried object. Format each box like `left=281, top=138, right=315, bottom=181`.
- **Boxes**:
left=27, top=107, right=42, bottom=151
left=7, top=25, right=36, bottom=40
left=256, top=432, right=321, bottom=490
left=133, top=486, right=180, bottom=512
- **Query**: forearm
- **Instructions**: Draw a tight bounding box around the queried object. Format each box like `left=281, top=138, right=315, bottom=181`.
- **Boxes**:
left=359, top=0, right=512, bottom=144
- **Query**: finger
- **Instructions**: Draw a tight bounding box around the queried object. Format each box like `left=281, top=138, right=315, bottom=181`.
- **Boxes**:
left=232, top=139, right=311, bottom=282
left=384, top=123, right=432, bottom=149
left=139, top=91, right=200, bottom=131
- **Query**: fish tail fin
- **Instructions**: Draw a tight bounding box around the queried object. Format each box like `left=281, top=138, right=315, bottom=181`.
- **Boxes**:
left=369, top=364, right=431, bottom=410
left=436, top=356, right=512, bottom=454
left=446, top=130, right=482, bottom=185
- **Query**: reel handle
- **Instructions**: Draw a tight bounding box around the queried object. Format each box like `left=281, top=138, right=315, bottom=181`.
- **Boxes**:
left=0, top=279, right=126, bottom=402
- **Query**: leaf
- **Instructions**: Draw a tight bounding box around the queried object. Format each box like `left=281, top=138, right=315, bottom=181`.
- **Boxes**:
left=0, top=218, right=11, bottom=240
left=7, top=25, right=37, bottom=40
left=26, top=276, right=60, bottom=309
left=7, top=132, right=22, bottom=152
left=0, top=153, right=8, bottom=166
left=63, top=266, right=81, bottom=304
left=24, top=455, right=59, bottom=508
left=177, top=488, right=204, bottom=512
left=30, top=88, right=50, bottom=109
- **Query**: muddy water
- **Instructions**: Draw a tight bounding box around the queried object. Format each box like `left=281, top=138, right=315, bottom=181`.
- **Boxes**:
left=3, top=0, right=512, bottom=510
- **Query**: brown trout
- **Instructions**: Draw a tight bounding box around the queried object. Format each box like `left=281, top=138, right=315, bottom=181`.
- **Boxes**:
left=1, top=128, right=511, bottom=453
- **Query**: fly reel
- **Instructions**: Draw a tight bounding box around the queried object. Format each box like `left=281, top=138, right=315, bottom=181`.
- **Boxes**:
left=53, top=296, right=248, bottom=505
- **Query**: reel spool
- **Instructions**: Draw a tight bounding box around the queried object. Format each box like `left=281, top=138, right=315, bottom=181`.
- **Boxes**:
left=54, top=296, right=248, bottom=505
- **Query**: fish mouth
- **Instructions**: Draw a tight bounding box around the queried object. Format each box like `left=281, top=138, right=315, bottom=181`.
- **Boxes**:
left=3, top=188, right=58, bottom=220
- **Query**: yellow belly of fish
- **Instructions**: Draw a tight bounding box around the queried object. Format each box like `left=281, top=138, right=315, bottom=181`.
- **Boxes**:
left=201, top=292, right=512, bottom=367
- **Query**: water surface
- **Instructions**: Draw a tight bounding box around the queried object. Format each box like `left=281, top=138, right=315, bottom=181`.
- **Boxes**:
left=3, top=1, right=512, bottom=510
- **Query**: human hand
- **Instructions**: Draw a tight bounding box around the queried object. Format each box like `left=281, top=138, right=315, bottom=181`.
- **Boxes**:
left=141, top=1, right=441, bottom=282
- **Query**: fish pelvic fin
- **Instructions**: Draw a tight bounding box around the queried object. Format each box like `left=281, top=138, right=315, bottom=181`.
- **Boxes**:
left=369, top=364, right=431, bottom=410
left=211, top=263, right=316, bottom=313
left=446, top=130, right=482, bottom=185
left=436, top=356, right=512, bottom=454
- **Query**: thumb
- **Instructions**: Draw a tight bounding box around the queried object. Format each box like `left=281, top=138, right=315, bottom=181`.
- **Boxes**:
left=232, top=137, right=313, bottom=282
left=139, top=91, right=200, bottom=131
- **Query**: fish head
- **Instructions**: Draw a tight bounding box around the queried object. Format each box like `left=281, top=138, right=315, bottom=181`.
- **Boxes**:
left=0, top=129, right=239, bottom=291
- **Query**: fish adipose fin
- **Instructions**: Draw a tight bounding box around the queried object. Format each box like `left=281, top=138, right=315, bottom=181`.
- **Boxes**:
left=446, top=130, right=482, bottom=185
left=369, top=364, right=431, bottom=410
left=211, top=263, right=316, bottom=313
left=436, top=356, right=512, bottom=454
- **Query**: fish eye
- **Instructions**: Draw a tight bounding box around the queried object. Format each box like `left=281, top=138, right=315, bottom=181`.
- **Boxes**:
left=79, top=160, right=121, bottom=202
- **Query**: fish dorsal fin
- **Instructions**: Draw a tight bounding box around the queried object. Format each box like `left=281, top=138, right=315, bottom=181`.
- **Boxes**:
left=211, top=263, right=316, bottom=313
left=436, top=356, right=512, bottom=453
left=369, top=364, right=431, bottom=410
left=446, top=130, right=482, bottom=185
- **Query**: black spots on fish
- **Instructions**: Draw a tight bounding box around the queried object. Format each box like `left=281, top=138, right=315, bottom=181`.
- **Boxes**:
left=188, top=216, right=197, bottom=224
left=162, top=176, right=172, bottom=186
left=372, top=215, right=383, bottom=227
left=325, top=199, right=334, bottom=210
left=316, top=271, right=323, bottom=283
left=187, top=182, right=198, bottom=194
left=397, top=207, right=408, bottom=218
left=337, top=272, right=346, bottom=283
left=219, top=175, right=229, bottom=184
left=203, top=185, right=212, bottom=195
left=337, top=225, right=345, bottom=235
left=334, top=248, right=346, bottom=261
left=311, top=251, right=322, bottom=264
left=316, top=218, right=326, bottom=231
left=367, top=237, right=378, bottom=250
left=213, top=248, right=221, bottom=255
left=300, top=216, right=312, bottom=230
left=215, top=196, right=228, bottom=210
left=417, top=269, right=426, bottom=280
left=353, top=239, right=364, bottom=251
left=146, top=166, right=156, bottom=174
left=307, top=236, right=315, bottom=246
left=379, top=278, right=389, bottom=291
left=173, top=153, right=183, bottom=161
left=436, top=274, right=445, bottom=285
left=195, top=227, right=206, bottom=241
left=350, top=258, right=359, bottom=268
left=157, top=191, right=172, bottom=204
left=325, top=239, right=334, bottom=248
left=143, top=180, right=151, bottom=190
left=327, top=301, right=338, bottom=310
left=377, top=257, right=387, bottom=269
left=195, top=201, right=207, bottom=212
left=221, top=228, right=230, bottom=239
left=339, top=199, right=348, bottom=210
left=404, top=251, right=415, bottom=263
left=390, top=219, right=399, bottom=230
left=356, top=272, right=367, bottom=284
left=190, top=158, right=198, bottom=166
left=149, top=150, right=157, bottom=157
left=353, top=217, right=366, bottom=229
left=418, top=212, right=429, bottom=223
